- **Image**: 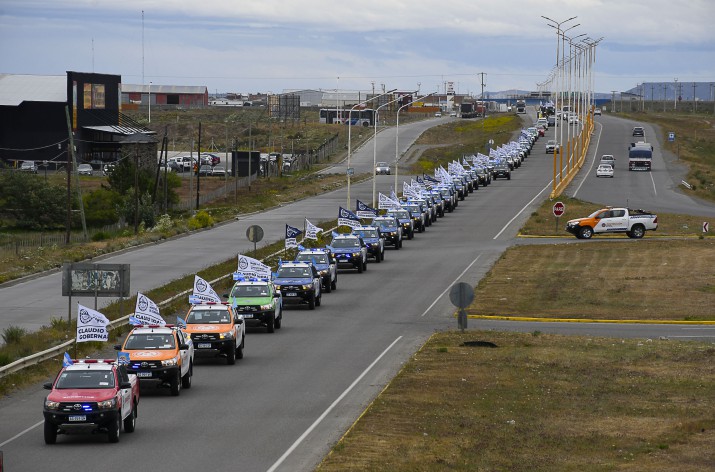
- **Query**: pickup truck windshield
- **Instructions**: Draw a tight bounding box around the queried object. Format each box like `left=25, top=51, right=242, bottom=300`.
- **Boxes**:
left=231, top=284, right=270, bottom=298
left=331, top=238, right=360, bottom=249
left=295, top=253, right=328, bottom=264
left=56, top=371, right=115, bottom=389
left=186, top=309, right=231, bottom=324
left=124, top=333, right=175, bottom=350
left=276, top=267, right=311, bottom=278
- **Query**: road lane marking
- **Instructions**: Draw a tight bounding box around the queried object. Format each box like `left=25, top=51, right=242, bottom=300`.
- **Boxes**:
left=0, top=420, right=43, bottom=448
left=266, top=336, right=403, bottom=472
left=650, top=171, right=657, bottom=196
left=493, top=182, right=552, bottom=240
left=419, top=254, right=483, bottom=317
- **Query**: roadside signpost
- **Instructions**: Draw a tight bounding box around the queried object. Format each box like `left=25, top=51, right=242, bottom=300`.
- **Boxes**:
left=246, top=224, right=264, bottom=258
left=449, top=282, right=474, bottom=332
left=553, top=201, right=565, bottom=233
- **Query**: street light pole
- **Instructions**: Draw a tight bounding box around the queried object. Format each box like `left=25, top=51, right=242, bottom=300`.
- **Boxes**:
left=396, top=92, right=434, bottom=191
left=346, top=88, right=397, bottom=208
left=373, top=93, right=413, bottom=207
left=148, top=82, right=152, bottom=123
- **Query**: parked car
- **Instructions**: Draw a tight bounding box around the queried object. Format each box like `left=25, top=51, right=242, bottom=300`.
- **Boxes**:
left=196, top=164, right=213, bottom=176
left=434, top=112, right=442, bottom=117
left=211, top=165, right=227, bottom=176
left=77, top=164, right=93, bottom=176
left=19, top=161, right=38, bottom=173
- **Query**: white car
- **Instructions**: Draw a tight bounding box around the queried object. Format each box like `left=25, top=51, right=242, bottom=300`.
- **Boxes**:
left=434, top=112, right=442, bottom=117
left=596, top=164, right=614, bottom=178
left=77, top=164, right=93, bottom=175
left=594, top=108, right=602, bottom=116
left=375, top=162, right=391, bottom=175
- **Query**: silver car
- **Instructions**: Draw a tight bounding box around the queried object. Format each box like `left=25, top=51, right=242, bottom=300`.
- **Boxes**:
left=375, top=162, right=391, bottom=175
left=77, top=164, right=93, bottom=175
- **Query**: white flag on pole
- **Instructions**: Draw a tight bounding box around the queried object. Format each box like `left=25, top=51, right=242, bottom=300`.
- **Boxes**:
left=190, top=274, right=222, bottom=304
left=305, top=219, right=321, bottom=240
left=76, top=304, right=110, bottom=343
left=134, top=292, right=165, bottom=326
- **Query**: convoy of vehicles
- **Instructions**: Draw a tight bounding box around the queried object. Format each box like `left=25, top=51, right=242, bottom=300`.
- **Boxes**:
left=34, top=113, right=668, bottom=452
left=565, top=207, right=658, bottom=239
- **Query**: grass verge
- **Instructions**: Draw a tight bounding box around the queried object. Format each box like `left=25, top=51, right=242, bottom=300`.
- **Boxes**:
left=317, top=331, right=715, bottom=472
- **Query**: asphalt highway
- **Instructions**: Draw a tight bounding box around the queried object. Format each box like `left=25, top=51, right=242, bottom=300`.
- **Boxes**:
left=1, top=110, right=714, bottom=471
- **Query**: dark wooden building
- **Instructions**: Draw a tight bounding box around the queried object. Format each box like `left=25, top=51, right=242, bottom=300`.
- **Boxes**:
left=0, top=71, right=154, bottom=170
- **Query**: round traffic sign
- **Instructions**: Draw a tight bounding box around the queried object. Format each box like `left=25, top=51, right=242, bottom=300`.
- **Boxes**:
left=246, top=225, right=264, bottom=243
left=553, top=201, right=565, bottom=217
left=449, top=282, right=474, bottom=309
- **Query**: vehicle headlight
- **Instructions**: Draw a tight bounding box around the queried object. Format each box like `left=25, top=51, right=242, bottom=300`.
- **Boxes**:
left=162, top=355, right=180, bottom=367
left=220, top=330, right=234, bottom=340
left=274, top=284, right=282, bottom=290
left=45, top=400, right=60, bottom=410
left=260, top=304, right=273, bottom=310
left=97, top=398, right=117, bottom=409
left=302, top=284, right=312, bottom=290
left=352, top=252, right=360, bottom=257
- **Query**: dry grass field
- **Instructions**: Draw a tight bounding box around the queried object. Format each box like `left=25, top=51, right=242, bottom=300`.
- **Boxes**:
left=317, top=331, right=715, bottom=472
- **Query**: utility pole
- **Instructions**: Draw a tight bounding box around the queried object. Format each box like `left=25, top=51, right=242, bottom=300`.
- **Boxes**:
left=611, top=91, right=617, bottom=113
left=479, top=72, right=486, bottom=120
left=693, top=82, right=697, bottom=112
left=674, top=78, right=678, bottom=110
left=196, top=122, right=201, bottom=211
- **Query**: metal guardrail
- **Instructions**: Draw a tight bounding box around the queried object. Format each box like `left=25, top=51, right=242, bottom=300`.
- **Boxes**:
left=0, top=227, right=336, bottom=379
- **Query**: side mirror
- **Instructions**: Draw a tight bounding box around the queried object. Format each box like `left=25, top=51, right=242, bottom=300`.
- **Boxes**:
left=114, top=344, right=122, bottom=350
left=179, top=343, right=189, bottom=351
left=119, top=381, right=132, bottom=389
left=235, top=318, right=244, bottom=325
left=43, top=382, right=53, bottom=390
left=274, top=291, right=281, bottom=297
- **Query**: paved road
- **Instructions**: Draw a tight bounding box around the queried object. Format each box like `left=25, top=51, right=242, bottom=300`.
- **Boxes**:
left=1, top=111, right=714, bottom=472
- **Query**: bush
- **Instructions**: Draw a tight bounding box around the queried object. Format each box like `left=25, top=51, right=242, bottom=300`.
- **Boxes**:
left=2, top=325, right=27, bottom=344
left=83, top=188, right=121, bottom=226
left=188, top=210, right=215, bottom=230
left=92, top=231, right=111, bottom=241
left=151, top=214, right=173, bottom=233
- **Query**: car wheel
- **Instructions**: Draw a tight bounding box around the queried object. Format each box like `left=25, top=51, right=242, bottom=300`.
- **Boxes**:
left=578, top=226, right=594, bottom=239
left=408, top=230, right=414, bottom=240
left=375, top=251, right=381, bottom=263
left=331, top=276, right=337, bottom=291
left=108, top=414, right=120, bottom=443
left=630, top=224, right=645, bottom=239
left=170, top=371, right=181, bottom=396
left=316, top=293, right=322, bottom=307
left=308, top=294, right=316, bottom=310
left=357, top=261, right=363, bottom=273
left=181, top=362, right=192, bottom=388
left=236, top=335, right=245, bottom=357
left=123, top=405, right=136, bottom=433
left=267, top=313, right=276, bottom=332
left=324, top=278, right=332, bottom=293
left=363, top=259, right=368, bottom=271
left=227, top=343, right=236, bottom=365
left=44, top=421, right=57, bottom=445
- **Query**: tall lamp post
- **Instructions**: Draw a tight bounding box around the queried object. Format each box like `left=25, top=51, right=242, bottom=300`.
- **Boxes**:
left=148, top=81, right=152, bottom=123
left=395, top=92, right=434, bottom=190
left=346, top=88, right=397, bottom=208
left=373, top=92, right=416, bottom=207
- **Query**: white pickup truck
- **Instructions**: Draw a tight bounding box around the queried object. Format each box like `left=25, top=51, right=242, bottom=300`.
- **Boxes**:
left=565, top=207, right=658, bottom=239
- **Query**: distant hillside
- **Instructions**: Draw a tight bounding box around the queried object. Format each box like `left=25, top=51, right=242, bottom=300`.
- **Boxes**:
left=623, top=82, right=713, bottom=101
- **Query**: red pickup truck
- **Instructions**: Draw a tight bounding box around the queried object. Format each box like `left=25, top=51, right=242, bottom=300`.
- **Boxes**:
left=43, top=359, right=139, bottom=444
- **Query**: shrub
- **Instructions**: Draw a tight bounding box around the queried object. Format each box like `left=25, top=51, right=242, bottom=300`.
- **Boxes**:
left=188, top=210, right=214, bottom=230
left=151, top=214, right=174, bottom=233
left=92, top=231, right=111, bottom=241
left=2, top=325, right=27, bottom=344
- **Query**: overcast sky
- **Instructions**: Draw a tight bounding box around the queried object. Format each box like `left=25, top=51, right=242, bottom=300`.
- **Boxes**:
left=1, top=0, right=713, bottom=96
